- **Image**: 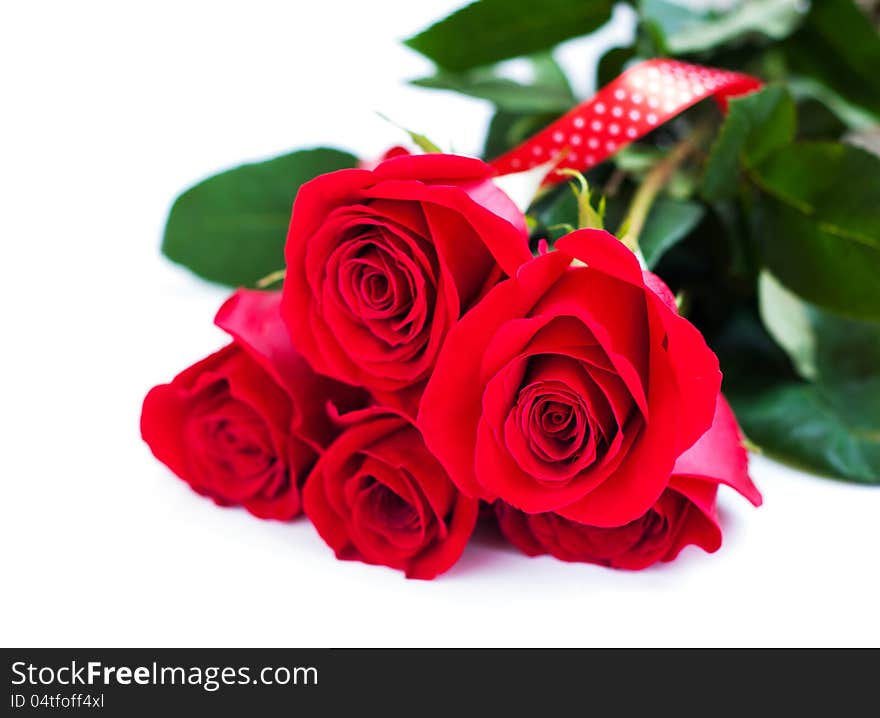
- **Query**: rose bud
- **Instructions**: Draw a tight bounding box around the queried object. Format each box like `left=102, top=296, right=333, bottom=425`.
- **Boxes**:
left=141, top=289, right=365, bottom=520
left=495, top=396, right=762, bottom=569
left=419, top=229, right=722, bottom=527
left=282, top=153, right=531, bottom=413
left=303, top=406, right=479, bottom=579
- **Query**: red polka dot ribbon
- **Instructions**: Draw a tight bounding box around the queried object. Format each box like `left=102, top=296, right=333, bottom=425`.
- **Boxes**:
left=490, top=59, right=762, bottom=184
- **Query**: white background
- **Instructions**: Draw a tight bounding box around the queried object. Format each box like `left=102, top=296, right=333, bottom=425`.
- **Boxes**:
left=2, top=0, right=878, bottom=647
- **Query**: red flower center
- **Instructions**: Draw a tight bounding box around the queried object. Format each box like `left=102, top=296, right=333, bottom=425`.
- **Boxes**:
left=183, top=384, right=281, bottom=501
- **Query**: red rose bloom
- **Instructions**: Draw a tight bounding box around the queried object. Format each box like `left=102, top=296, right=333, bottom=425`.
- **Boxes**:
left=495, top=396, right=762, bottom=569
left=141, top=290, right=364, bottom=520
left=419, top=229, right=721, bottom=526
left=282, top=153, right=531, bottom=412
left=303, top=407, right=479, bottom=579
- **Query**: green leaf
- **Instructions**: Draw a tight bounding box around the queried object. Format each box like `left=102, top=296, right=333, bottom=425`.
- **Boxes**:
left=640, top=197, right=705, bottom=268
left=596, top=46, right=636, bottom=87
left=788, top=76, right=879, bottom=131
left=641, top=0, right=807, bottom=55
left=715, top=307, right=880, bottom=483
left=845, top=127, right=880, bottom=158
left=758, top=271, right=819, bottom=380
left=162, top=148, right=357, bottom=287
left=483, top=111, right=524, bottom=159
left=530, top=51, right=576, bottom=97
left=404, top=0, right=614, bottom=72
left=640, top=0, right=702, bottom=41
left=760, top=273, right=880, bottom=387
left=750, top=141, right=880, bottom=320
left=783, top=0, right=880, bottom=117
left=701, top=85, right=796, bottom=201
left=730, top=380, right=880, bottom=484
left=412, top=53, right=576, bottom=113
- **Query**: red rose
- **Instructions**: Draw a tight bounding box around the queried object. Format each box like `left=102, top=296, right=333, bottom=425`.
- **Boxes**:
left=303, top=407, right=479, bottom=579
left=141, top=290, right=364, bottom=520
left=282, top=153, right=531, bottom=412
left=419, top=229, right=721, bottom=526
left=495, top=396, right=762, bottom=569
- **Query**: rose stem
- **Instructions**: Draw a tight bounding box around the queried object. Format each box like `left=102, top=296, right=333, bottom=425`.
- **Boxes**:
left=256, top=268, right=286, bottom=288
left=617, top=130, right=705, bottom=253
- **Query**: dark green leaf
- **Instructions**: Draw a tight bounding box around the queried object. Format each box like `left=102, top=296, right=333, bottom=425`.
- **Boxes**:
left=596, top=46, right=636, bottom=88
left=530, top=51, right=575, bottom=98
left=483, top=111, right=524, bottom=159
left=701, top=85, right=796, bottom=201
left=641, top=0, right=807, bottom=55
left=162, top=148, right=357, bottom=287
left=640, top=197, right=705, bottom=268
left=789, top=77, right=878, bottom=131
left=730, top=380, right=880, bottom=483
left=750, top=141, right=880, bottom=319
left=794, top=98, right=847, bottom=141
left=530, top=183, right=579, bottom=236
left=783, top=0, right=880, bottom=117
left=404, top=0, right=614, bottom=71
left=715, top=307, right=880, bottom=483
left=759, top=268, right=880, bottom=383
left=761, top=271, right=880, bottom=383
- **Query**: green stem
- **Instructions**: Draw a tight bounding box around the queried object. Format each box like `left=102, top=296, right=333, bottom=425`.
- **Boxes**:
left=256, top=268, right=286, bottom=288
left=618, top=131, right=703, bottom=252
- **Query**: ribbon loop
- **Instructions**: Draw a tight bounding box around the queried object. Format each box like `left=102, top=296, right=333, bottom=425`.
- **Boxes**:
left=489, top=59, right=762, bottom=185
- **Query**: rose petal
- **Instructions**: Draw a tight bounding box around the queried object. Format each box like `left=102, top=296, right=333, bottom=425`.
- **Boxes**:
left=418, top=251, right=572, bottom=498
left=672, top=395, right=762, bottom=506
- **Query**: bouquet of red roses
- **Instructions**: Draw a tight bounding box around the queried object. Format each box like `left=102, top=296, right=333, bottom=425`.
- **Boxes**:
left=142, top=0, right=880, bottom=578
